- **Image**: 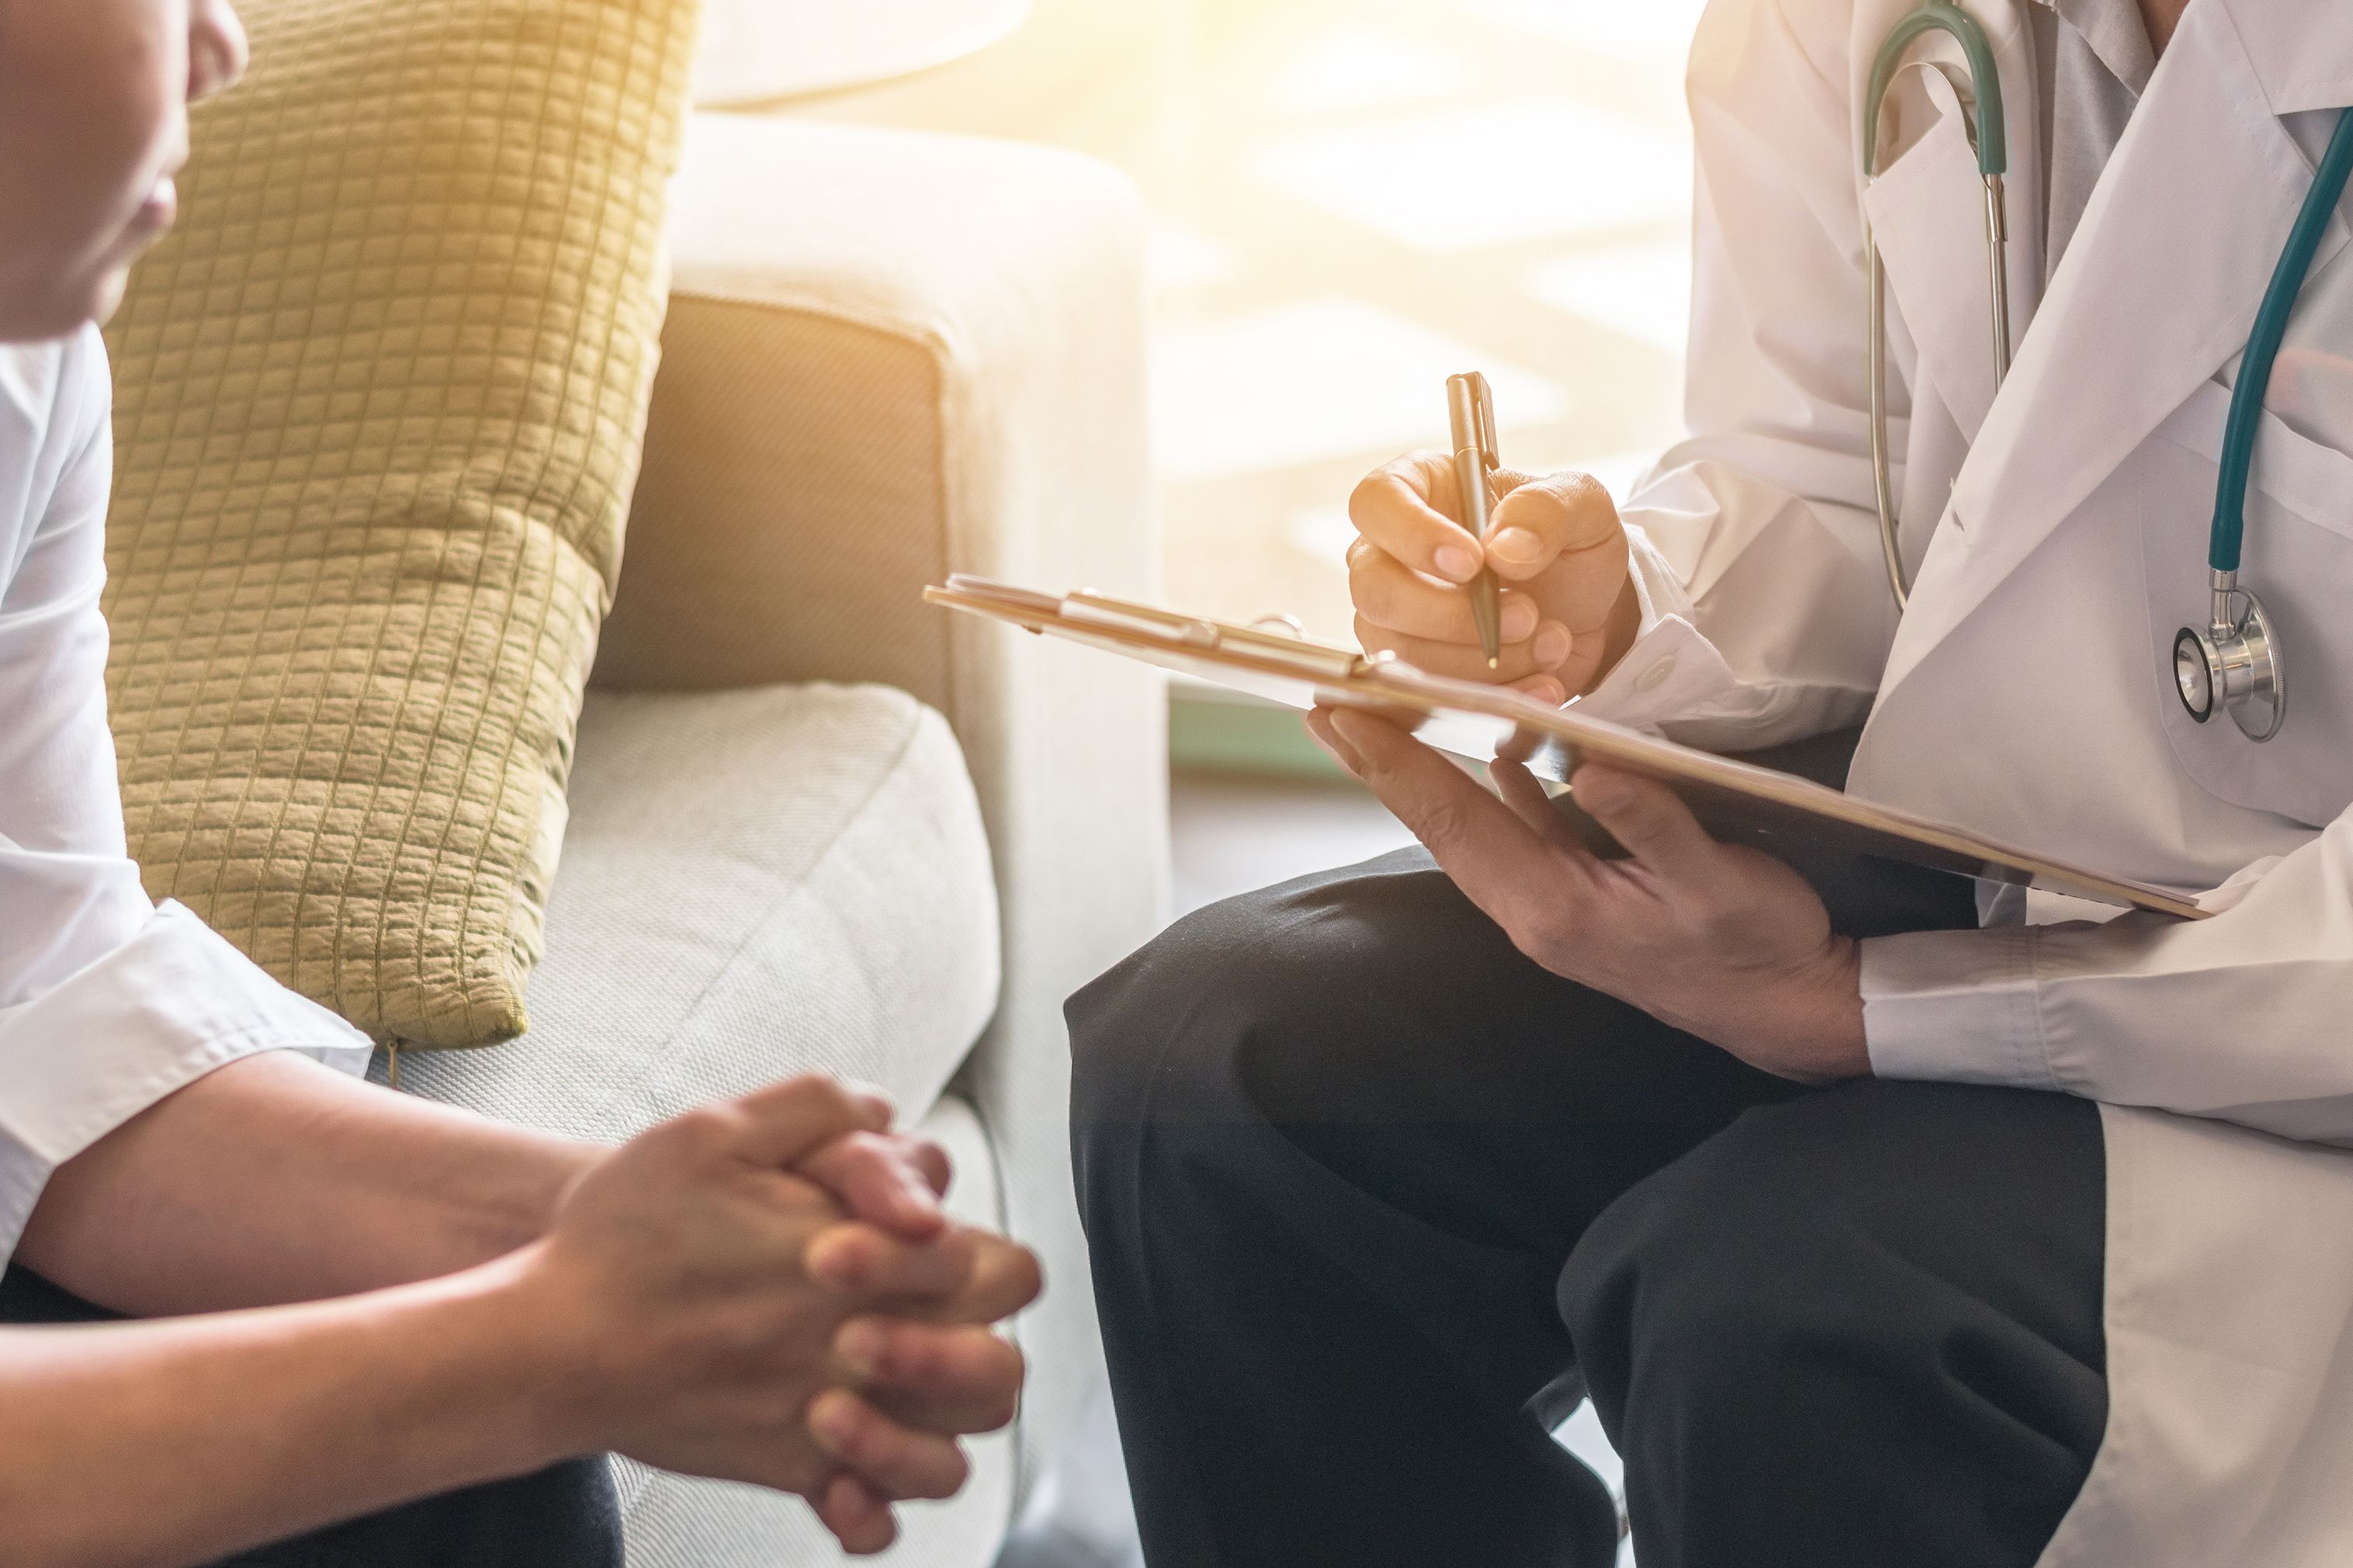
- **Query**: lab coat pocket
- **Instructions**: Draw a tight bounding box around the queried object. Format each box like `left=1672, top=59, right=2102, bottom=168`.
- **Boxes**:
left=1862, top=66, right=2005, bottom=443
left=2143, top=379, right=2353, bottom=827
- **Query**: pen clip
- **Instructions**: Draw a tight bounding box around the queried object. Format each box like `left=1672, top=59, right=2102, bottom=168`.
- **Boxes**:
left=1447, top=371, right=1501, bottom=472
left=1447, top=372, right=1504, bottom=554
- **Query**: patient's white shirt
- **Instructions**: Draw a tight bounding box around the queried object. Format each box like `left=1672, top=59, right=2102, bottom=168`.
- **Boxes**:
left=0, top=328, right=370, bottom=1269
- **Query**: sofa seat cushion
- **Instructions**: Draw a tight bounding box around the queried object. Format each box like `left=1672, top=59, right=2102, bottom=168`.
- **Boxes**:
left=395, top=683, right=1000, bottom=1138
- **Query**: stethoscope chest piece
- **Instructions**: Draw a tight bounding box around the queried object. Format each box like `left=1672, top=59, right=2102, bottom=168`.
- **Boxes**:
left=2175, top=584, right=2284, bottom=741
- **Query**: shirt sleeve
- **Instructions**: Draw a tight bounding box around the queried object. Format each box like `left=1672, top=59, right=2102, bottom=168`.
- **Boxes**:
left=1861, top=816, right=2353, bottom=1146
left=0, top=330, right=371, bottom=1259
left=1569, top=0, right=1904, bottom=751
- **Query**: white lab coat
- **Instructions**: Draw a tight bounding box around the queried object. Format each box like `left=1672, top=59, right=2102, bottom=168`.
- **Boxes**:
left=1575, top=0, right=2353, bottom=1559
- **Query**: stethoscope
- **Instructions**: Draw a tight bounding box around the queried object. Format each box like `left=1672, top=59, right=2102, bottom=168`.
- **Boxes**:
left=1863, top=0, right=2353, bottom=742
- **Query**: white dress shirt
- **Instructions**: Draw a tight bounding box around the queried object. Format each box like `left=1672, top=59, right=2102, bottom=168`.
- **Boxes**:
left=0, top=328, right=371, bottom=1269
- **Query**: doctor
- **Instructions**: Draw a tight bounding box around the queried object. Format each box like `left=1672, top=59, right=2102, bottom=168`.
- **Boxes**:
left=1071, top=0, right=2353, bottom=1563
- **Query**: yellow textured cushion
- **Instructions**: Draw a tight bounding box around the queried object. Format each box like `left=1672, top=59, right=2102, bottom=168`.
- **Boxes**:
left=101, top=0, right=700, bottom=1048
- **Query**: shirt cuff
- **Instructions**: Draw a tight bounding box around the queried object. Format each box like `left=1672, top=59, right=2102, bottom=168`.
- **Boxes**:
left=1859, top=924, right=2057, bottom=1090
left=0, top=902, right=373, bottom=1258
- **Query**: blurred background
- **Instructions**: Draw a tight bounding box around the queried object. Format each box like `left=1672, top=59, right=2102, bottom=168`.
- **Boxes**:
left=729, top=0, right=1702, bottom=648
left=699, top=2, right=1707, bottom=1560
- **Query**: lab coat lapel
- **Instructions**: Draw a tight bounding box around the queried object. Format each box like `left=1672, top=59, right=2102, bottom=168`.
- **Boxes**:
left=2223, top=0, right=2353, bottom=119
left=1877, top=0, right=2351, bottom=703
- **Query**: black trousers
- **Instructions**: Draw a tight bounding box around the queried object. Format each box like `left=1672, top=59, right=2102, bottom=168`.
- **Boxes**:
left=0, top=1265, right=622, bottom=1568
left=1069, top=733, right=2109, bottom=1568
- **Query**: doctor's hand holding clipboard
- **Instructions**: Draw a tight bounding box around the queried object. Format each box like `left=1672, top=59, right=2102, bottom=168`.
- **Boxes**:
left=1322, top=413, right=1875, bottom=1085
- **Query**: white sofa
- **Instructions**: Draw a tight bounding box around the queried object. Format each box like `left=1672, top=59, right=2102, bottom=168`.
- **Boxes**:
left=393, top=111, right=1166, bottom=1566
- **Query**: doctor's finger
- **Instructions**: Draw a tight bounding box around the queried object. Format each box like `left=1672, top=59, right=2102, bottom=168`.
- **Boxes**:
left=1485, top=471, right=1626, bottom=584
left=1569, top=764, right=1719, bottom=887
left=1509, top=673, right=1568, bottom=707
left=1350, top=545, right=1542, bottom=644
left=1356, top=617, right=1571, bottom=684
left=1492, top=758, right=1595, bottom=857
left=1513, top=545, right=1638, bottom=648
left=1310, top=703, right=1458, bottom=774
left=1350, top=452, right=1488, bottom=583
left=1305, top=708, right=1365, bottom=778
left=1328, top=709, right=1573, bottom=914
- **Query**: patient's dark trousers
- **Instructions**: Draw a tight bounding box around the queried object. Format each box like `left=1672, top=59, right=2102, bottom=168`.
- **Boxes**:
left=0, top=1267, right=622, bottom=1567
left=1069, top=732, right=2109, bottom=1568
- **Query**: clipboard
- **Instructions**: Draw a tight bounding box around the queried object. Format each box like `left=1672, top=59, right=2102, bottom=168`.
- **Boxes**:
left=926, top=576, right=2209, bottom=921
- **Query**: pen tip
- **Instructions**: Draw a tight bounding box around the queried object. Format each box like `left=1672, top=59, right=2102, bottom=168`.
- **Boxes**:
left=1488, top=656, right=1499, bottom=670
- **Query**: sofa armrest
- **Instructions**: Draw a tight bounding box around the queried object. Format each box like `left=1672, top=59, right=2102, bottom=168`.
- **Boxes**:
left=600, top=112, right=1152, bottom=705
left=598, top=113, right=1169, bottom=1497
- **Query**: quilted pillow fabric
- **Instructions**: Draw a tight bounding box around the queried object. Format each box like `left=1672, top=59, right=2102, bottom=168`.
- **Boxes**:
left=101, top=0, right=701, bottom=1048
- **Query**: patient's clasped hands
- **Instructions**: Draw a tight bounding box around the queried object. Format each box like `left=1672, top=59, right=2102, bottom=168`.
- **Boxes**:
left=504, top=1076, right=1038, bottom=1556
left=1323, top=455, right=1870, bottom=1084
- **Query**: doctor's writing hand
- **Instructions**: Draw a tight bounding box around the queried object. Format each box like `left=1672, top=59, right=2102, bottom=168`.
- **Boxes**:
left=512, top=1076, right=1040, bottom=1556
left=1308, top=709, right=1870, bottom=1082
left=1349, top=453, right=1642, bottom=704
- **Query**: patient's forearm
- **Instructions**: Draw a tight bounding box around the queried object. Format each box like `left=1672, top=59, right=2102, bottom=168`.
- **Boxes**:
left=0, top=1255, right=567, bottom=1568
left=16, top=1054, right=597, bottom=1314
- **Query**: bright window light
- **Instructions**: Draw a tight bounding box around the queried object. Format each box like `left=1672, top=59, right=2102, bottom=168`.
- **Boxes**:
left=1284, top=505, right=1358, bottom=566
left=1258, top=99, right=1689, bottom=253
left=1149, top=221, right=1244, bottom=299
left=1528, top=241, right=1695, bottom=357
left=1471, top=0, right=1711, bottom=63
left=1270, top=29, right=1471, bottom=116
left=1152, top=298, right=1571, bottom=486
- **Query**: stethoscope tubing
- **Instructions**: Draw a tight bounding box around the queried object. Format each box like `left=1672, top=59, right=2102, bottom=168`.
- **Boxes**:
left=1862, top=2, right=2012, bottom=611
left=2213, top=110, right=2353, bottom=574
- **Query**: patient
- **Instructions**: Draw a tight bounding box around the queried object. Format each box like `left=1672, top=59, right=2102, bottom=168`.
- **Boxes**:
left=0, top=3, right=1034, bottom=1563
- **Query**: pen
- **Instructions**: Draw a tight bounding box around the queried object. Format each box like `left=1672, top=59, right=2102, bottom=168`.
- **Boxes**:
left=1446, top=372, right=1505, bottom=669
